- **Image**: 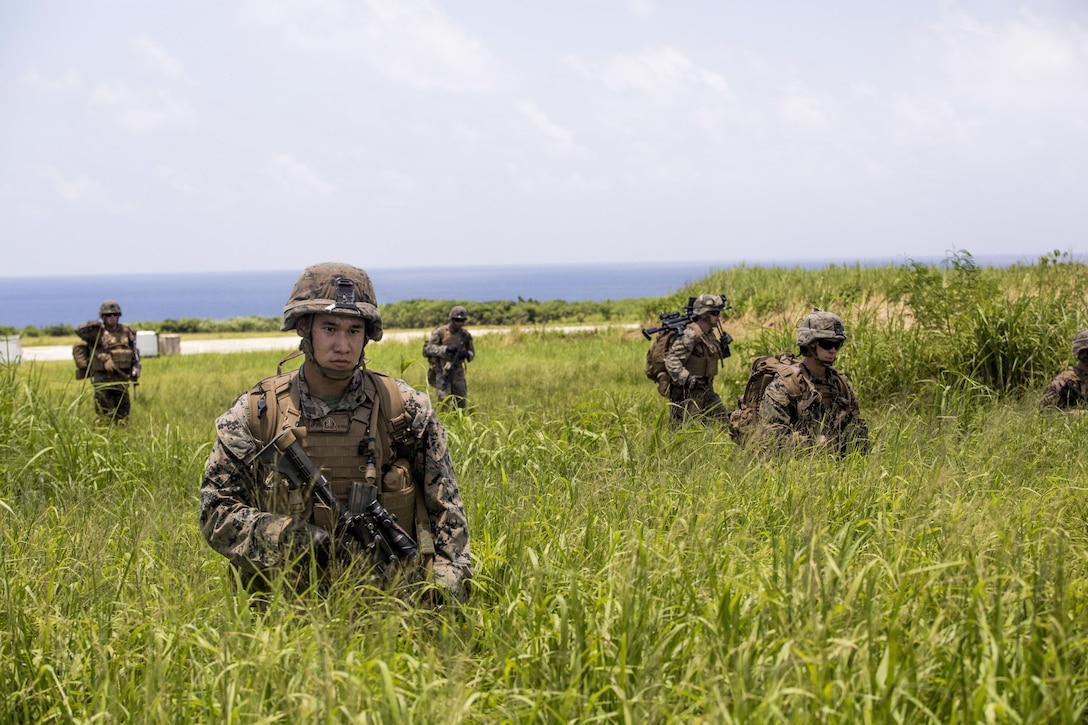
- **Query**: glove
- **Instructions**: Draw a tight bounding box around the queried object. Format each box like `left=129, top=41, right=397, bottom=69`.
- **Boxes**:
left=281, top=518, right=331, bottom=568
left=686, top=375, right=705, bottom=392
left=446, top=345, right=459, bottom=355
left=103, top=357, right=117, bottom=374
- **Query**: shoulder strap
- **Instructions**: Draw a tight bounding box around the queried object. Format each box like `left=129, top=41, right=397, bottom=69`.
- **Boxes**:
left=365, top=370, right=412, bottom=446
left=777, top=364, right=805, bottom=400
left=247, top=371, right=300, bottom=447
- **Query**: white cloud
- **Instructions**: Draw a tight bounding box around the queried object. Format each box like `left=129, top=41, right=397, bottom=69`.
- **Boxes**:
left=626, top=0, right=656, bottom=18
left=247, top=0, right=509, bottom=92
left=568, top=47, right=732, bottom=102
left=515, top=99, right=575, bottom=147
left=778, top=84, right=832, bottom=131
left=921, top=5, right=1088, bottom=123
left=90, top=78, right=192, bottom=132
left=17, top=66, right=83, bottom=94
left=269, top=154, right=337, bottom=196
left=42, top=168, right=108, bottom=204
left=381, top=169, right=417, bottom=193
left=155, top=166, right=200, bottom=196
left=130, top=35, right=186, bottom=80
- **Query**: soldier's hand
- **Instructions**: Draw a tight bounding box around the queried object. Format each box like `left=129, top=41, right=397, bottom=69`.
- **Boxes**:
left=103, top=357, right=117, bottom=374
left=282, top=519, right=331, bottom=568
left=686, top=375, right=705, bottom=391
left=446, top=345, right=459, bottom=355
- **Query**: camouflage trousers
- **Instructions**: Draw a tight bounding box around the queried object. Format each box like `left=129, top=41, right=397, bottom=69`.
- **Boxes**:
left=436, top=366, right=468, bottom=410
left=668, top=380, right=728, bottom=425
left=92, top=379, right=132, bottom=423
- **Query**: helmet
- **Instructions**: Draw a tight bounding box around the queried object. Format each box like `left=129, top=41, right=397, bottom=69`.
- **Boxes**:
left=797, top=308, right=847, bottom=348
left=692, top=294, right=726, bottom=316
left=1073, top=329, right=1088, bottom=357
left=99, top=300, right=122, bottom=316
left=281, top=262, right=383, bottom=341
left=449, top=305, right=468, bottom=321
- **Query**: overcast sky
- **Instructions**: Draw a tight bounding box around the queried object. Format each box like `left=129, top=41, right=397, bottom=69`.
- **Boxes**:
left=2, top=0, right=1086, bottom=277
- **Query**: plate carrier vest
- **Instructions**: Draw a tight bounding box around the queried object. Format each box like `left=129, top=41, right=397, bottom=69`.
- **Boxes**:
left=245, top=355, right=435, bottom=558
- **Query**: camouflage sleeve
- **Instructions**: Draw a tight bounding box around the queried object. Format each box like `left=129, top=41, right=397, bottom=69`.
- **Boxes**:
left=199, top=394, right=300, bottom=572
left=422, top=327, right=446, bottom=359
left=1040, top=369, right=1071, bottom=410
left=664, top=329, right=695, bottom=384
left=758, top=376, right=809, bottom=449
left=834, top=374, right=869, bottom=454
left=464, top=331, right=475, bottom=363
left=130, top=329, right=141, bottom=379
left=396, top=379, right=473, bottom=598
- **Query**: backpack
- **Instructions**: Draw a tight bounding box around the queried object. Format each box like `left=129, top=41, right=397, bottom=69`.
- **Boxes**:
left=727, top=352, right=801, bottom=445
left=644, top=329, right=680, bottom=396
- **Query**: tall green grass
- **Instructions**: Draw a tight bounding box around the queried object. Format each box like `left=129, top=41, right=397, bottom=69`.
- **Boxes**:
left=3, top=263, right=1088, bottom=722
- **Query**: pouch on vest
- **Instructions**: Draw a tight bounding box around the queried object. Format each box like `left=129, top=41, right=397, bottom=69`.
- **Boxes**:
left=380, top=458, right=416, bottom=538
left=110, top=348, right=134, bottom=370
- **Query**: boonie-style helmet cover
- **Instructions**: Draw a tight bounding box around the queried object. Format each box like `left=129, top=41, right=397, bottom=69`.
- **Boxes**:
left=282, top=262, right=383, bottom=341
left=798, top=308, right=847, bottom=348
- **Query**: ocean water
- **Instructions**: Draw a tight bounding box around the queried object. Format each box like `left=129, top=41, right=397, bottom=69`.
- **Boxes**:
left=0, top=255, right=1035, bottom=328
left=1, top=262, right=717, bottom=328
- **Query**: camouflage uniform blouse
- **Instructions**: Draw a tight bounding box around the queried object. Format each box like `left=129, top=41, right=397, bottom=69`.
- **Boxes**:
left=664, top=323, right=723, bottom=385
left=759, top=362, right=868, bottom=454
left=1039, top=365, right=1088, bottom=410
left=200, top=366, right=472, bottom=596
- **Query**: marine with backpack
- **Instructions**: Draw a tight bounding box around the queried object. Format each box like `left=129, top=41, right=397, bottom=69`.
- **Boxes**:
left=644, top=293, right=733, bottom=424
left=731, top=309, right=868, bottom=454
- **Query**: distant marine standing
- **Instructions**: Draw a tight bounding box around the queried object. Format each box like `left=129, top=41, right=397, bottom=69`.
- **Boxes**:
left=423, top=305, right=476, bottom=409
left=663, top=293, right=733, bottom=425
left=72, top=299, right=140, bottom=423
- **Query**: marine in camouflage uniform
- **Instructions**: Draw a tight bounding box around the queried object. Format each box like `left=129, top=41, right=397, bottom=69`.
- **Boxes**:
left=1039, top=328, right=1088, bottom=413
left=200, top=263, right=472, bottom=603
left=664, top=294, right=733, bottom=425
left=759, top=309, right=869, bottom=455
left=423, top=305, right=475, bottom=409
left=72, top=300, right=141, bottom=423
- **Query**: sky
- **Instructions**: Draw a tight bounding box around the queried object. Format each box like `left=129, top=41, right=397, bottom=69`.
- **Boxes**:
left=1, top=0, right=1087, bottom=278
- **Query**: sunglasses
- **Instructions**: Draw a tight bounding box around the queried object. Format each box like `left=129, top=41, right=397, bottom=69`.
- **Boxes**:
left=816, top=339, right=843, bottom=351
left=708, top=311, right=721, bottom=317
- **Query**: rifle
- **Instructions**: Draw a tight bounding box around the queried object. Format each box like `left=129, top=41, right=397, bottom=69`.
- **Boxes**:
left=641, top=294, right=732, bottom=340
left=255, top=428, right=418, bottom=576
left=440, top=337, right=470, bottom=391
left=641, top=296, right=697, bottom=340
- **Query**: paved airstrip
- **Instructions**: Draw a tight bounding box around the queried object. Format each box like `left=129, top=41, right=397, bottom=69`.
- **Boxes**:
left=16, top=324, right=639, bottom=362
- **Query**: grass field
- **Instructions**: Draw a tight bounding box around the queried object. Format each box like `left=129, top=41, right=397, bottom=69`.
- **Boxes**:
left=3, top=258, right=1088, bottom=723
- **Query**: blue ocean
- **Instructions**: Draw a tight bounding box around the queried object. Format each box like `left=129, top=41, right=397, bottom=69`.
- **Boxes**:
left=0, top=255, right=1034, bottom=328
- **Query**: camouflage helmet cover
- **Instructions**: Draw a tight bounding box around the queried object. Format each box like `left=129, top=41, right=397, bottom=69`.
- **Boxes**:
left=692, top=293, right=726, bottom=316
left=449, top=305, right=468, bottom=321
left=1073, top=329, right=1088, bottom=357
left=282, top=262, right=383, bottom=340
left=99, top=300, right=122, bottom=316
left=798, top=308, right=847, bottom=348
